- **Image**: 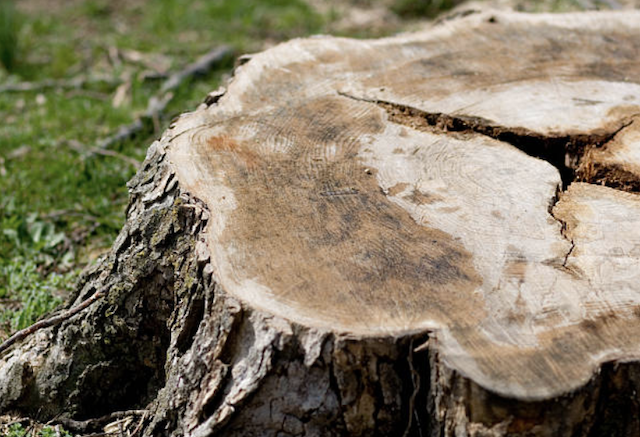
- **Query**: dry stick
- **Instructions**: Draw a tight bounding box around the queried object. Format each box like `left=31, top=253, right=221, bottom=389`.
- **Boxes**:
left=2, top=417, right=31, bottom=428
left=0, top=288, right=105, bottom=356
left=158, top=45, right=232, bottom=94
left=0, top=75, right=123, bottom=93
left=42, top=209, right=100, bottom=222
left=96, top=45, right=232, bottom=152
left=0, top=69, right=169, bottom=94
left=0, top=298, right=22, bottom=305
left=51, top=410, right=148, bottom=434
left=65, top=139, right=141, bottom=170
left=96, top=94, right=171, bottom=151
left=128, top=411, right=148, bottom=437
left=91, top=148, right=141, bottom=169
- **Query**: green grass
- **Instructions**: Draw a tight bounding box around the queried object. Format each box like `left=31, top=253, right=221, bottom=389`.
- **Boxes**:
left=4, top=423, right=72, bottom=437
left=0, top=199, right=77, bottom=332
left=0, top=0, right=20, bottom=73
left=391, top=0, right=464, bottom=18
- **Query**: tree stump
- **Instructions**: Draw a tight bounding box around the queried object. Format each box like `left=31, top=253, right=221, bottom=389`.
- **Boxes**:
left=3, top=9, right=640, bottom=437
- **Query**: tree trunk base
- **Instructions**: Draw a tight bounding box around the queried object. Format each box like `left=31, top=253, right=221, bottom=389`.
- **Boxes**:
left=3, top=9, right=640, bottom=437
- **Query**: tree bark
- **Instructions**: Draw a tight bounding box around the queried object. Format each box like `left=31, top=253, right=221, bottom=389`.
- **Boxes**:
left=3, top=9, right=640, bottom=437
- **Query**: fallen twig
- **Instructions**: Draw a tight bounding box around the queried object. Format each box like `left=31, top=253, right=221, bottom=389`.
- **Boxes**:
left=0, top=75, right=122, bottom=93
left=87, top=147, right=142, bottom=169
left=65, top=139, right=141, bottom=169
left=96, top=45, right=232, bottom=151
left=160, top=46, right=232, bottom=94
left=128, top=411, right=148, bottom=437
left=1, top=417, right=31, bottom=428
left=0, top=287, right=105, bottom=356
left=51, top=410, right=148, bottom=434
left=0, top=298, right=22, bottom=305
left=119, top=48, right=172, bottom=75
left=96, top=93, right=172, bottom=151
left=42, top=209, right=100, bottom=222
left=65, top=89, right=111, bottom=101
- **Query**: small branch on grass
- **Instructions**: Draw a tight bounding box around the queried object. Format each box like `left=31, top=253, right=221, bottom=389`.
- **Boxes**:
left=2, top=417, right=31, bottom=428
left=0, top=287, right=105, bottom=356
left=0, top=298, right=22, bottom=305
left=50, top=410, right=148, bottom=434
left=95, top=93, right=173, bottom=151
left=95, top=45, right=232, bottom=152
left=65, top=89, right=111, bottom=101
left=159, top=46, right=232, bottom=94
left=65, top=139, right=141, bottom=169
left=118, top=48, right=172, bottom=75
left=42, top=209, right=100, bottom=222
left=0, top=75, right=123, bottom=93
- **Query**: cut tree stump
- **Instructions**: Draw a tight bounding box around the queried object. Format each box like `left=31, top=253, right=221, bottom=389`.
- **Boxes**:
left=3, top=9, right=640, bottom=437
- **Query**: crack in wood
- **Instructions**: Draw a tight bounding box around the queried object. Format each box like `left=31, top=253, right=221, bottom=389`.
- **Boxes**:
left=403, top=338, right=420, bottom=437
left=336, top=91, right=639, bottom=279
left=337, top=91, right=638, bottom=192
left=548, top=205, right=576, bottom=270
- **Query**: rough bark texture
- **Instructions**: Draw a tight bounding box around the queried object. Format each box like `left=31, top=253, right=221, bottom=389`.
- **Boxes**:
left=2, top=8, right=640, bottom=437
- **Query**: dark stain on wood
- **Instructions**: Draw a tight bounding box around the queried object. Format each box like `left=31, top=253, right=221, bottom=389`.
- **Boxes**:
left=387, top=182, right=408, bottom=197
left=405, top=188, right=444, bottom=205
left=197, top=96, right=484, bottom=330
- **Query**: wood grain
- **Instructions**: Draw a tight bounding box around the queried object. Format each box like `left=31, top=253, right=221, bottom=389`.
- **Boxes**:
left=166, top=10, right=640, bottom=400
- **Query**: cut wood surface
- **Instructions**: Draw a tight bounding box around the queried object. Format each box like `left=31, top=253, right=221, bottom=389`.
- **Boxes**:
left=2, top=9, right=640, bottom=437
left=168, top=10, right=640, bottom=400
